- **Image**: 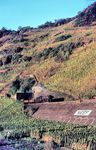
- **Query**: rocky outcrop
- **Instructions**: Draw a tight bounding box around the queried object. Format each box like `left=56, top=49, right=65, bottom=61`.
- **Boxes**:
left=75, top=2, right=96, bottom=26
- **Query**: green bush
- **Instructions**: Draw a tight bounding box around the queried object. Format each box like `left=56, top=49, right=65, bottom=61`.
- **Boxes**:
left=8, top=76, right=21, bottom=96
left=55, top=50, right=70, bottom=62
left=35, top=41, right=84, bottom=62
left=19, top=77, right=35, bottom=93
left=8, top=76, right=36, bottom=96
left=55, top=34, right=72, bottom=42
left=12, top=54, right=22, bottom=64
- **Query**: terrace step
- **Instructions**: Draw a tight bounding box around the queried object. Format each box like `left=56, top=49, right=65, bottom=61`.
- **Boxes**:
left=33, top=101, right=96, bottom=126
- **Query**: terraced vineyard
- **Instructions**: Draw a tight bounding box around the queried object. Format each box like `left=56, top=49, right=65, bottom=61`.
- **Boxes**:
left=0, top=95, right=96, bottom=149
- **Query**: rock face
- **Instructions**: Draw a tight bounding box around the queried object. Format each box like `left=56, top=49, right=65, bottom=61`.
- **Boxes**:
left=32, top=84, right=52, bottom=102
left=32, top=84, right=75, bottom=103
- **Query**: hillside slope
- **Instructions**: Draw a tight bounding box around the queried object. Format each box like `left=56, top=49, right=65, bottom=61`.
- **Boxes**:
left=75, top=2, right=96, bottom=26
left=0, top=3, right=96, bottom=99
left=0, top=24, right=96, bottom=99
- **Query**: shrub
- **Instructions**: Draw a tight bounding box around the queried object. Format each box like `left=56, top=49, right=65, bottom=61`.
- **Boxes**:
left=18, top=26, right=33, bottom=33
left=39, top=33, right=49, bottom=40
left=35, top=41, right=84, bottom=62
left=24, top=42, right=29, bottom=47
left=55, top=34, right=72, bottom=42
left=8, top=76, right=36, bottom=96
left=12, top=54, right=22, bottom=64
left=8, top=76, right=21, bottom=96
left=35, top=47, right=54, bottom=60
left=38, top=21, right=54, bottom=28
left=15, top=47, right=23, bottom=53
left=23, top=56, right=32, bottom=62
left=13, top=35, right=28, bottom=43
left=19, top=77, right=36, bottom=93
left=0, top=59, right=3, bottom=66
left=4, top=55, right=12, bottom=65
left=38, top=18, right=73, bottom=28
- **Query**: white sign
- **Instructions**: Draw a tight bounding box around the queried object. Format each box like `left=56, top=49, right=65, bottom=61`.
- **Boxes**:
left=74, top=110, right=92, bottom=116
